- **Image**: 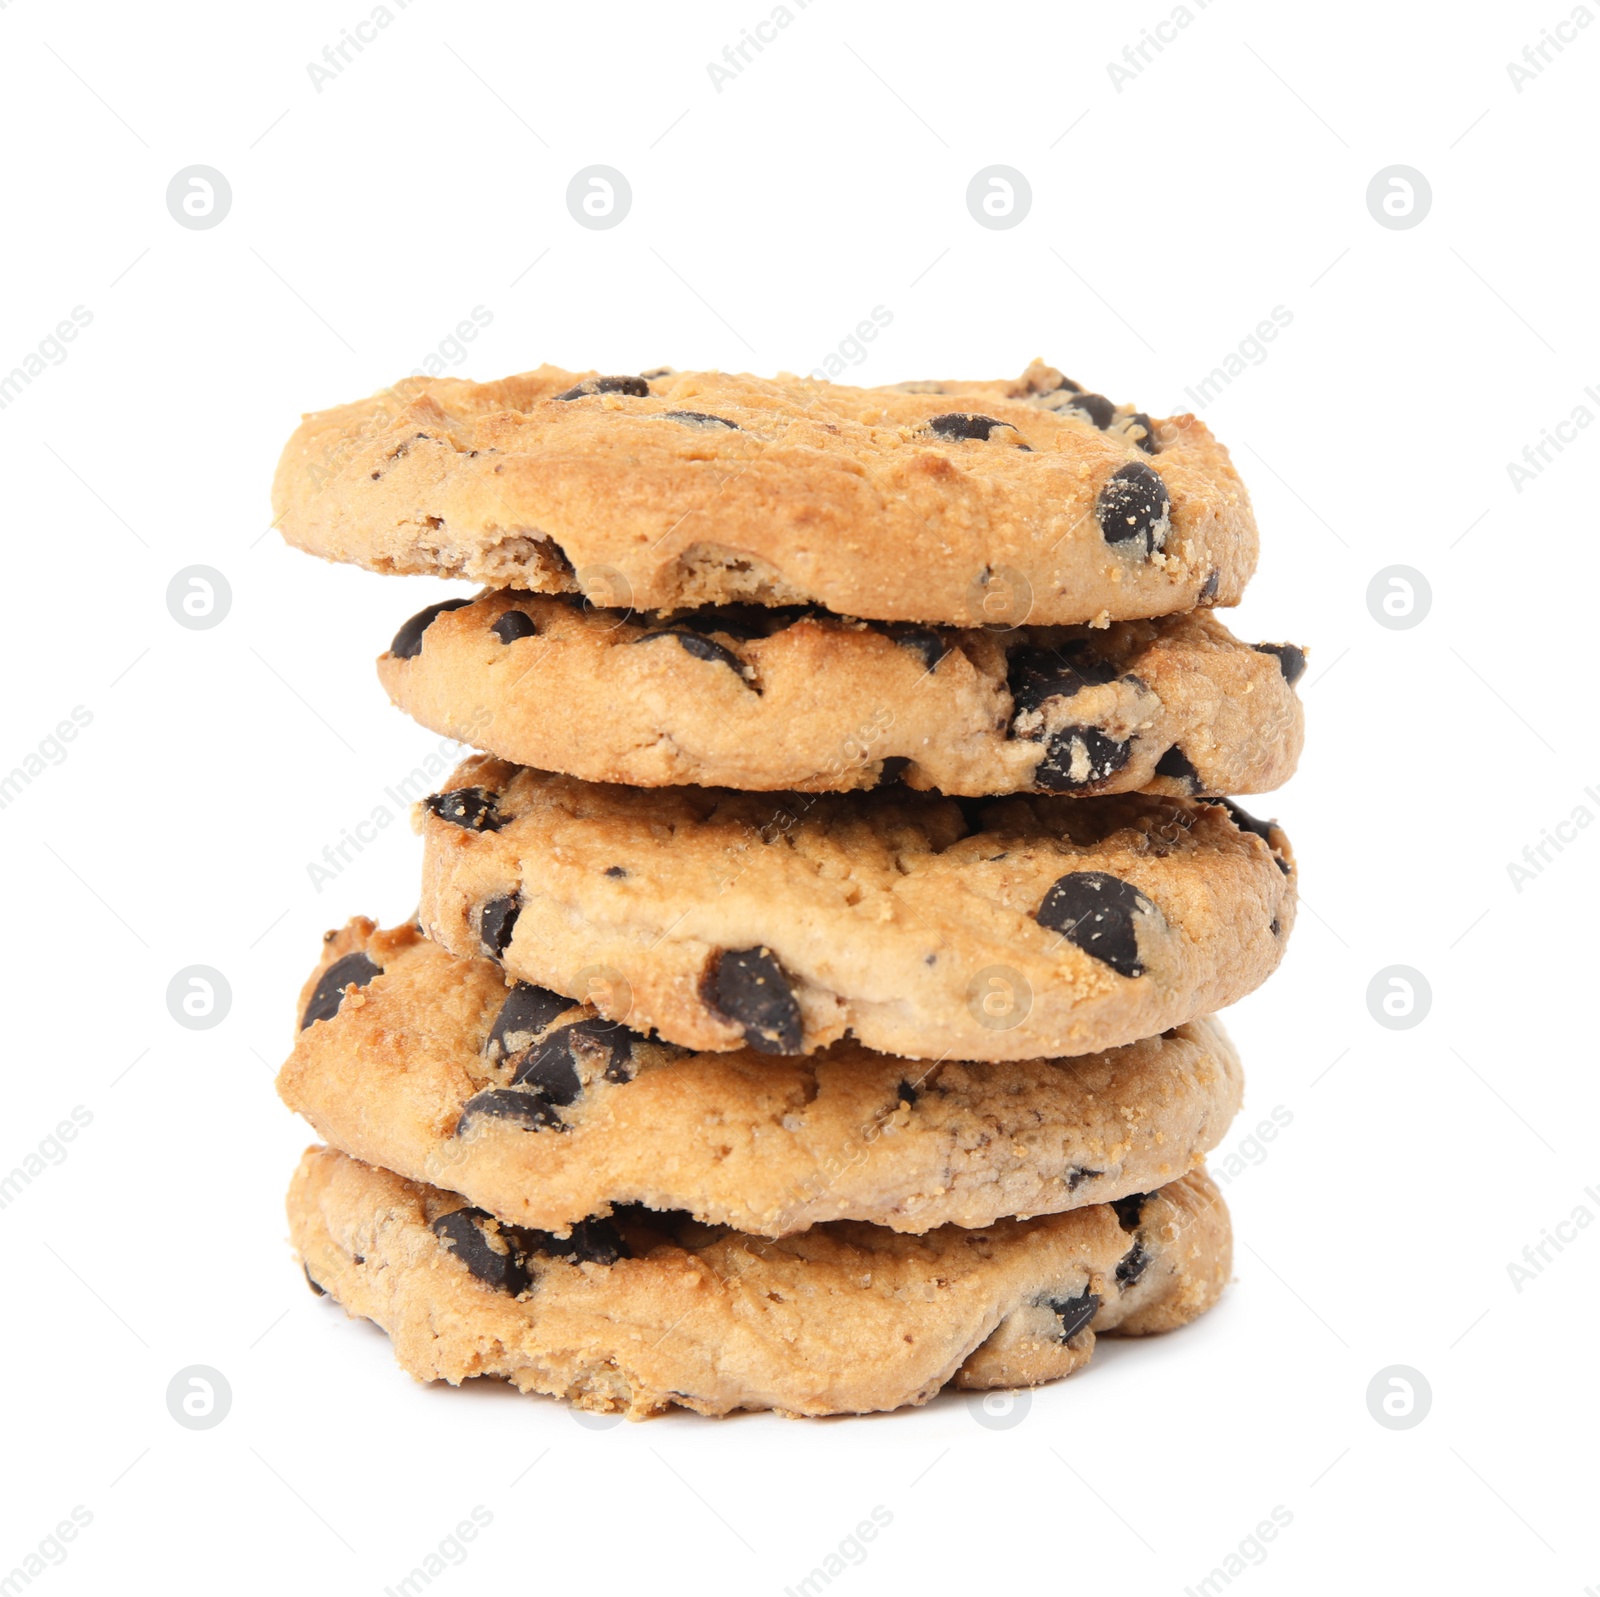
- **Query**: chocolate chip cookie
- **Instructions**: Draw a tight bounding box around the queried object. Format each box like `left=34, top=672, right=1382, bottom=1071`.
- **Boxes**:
left=279, top=918, right=1244, bottom=1237
left=272, top=360, right=1255, bottom=625
left=289, top=1145, right=1231, bottom=1418
left=379, top=590, right=1306, bottom=796
left=416, top=758, right=1295, bottom=1061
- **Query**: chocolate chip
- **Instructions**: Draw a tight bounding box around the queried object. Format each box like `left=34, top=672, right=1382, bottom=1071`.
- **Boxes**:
left=1046, top=1289, right=1101, bottom=1343
left=1063, top=392, right=1116, bottom=428
left=1198, top=570, right=1220, bottom=603
left=1034, top=727, right=1132, bottom=792
left=665, top=608, right=774, bottom=641
left=1212, top=798, right=1276, bottom=846
left=1270, top=917, right=1281, bottom=936
left=876, top=756, right=911, bottom=788
left=536, top=1217, right=628, bottom=1267
left=1254, top=642, right=1307, bottom=687
left=556, top=375, right=649, bottom=400
left=510, top=1037, right=582, bottom=1103
left=492, top=610, right=538, bottom=645
left=300, top=951, right=383, bottom=1029
left=1110, top=1192, right=1150, bottom=1232
left=1116, top=1242, right=1150, bottom=1289
left=1154, top=746, right=1200, bottom=791
left=456, top=1087, right=566, bottom=1134
left=889, top=627, right=950, bottom=672
left=897, top=1079, right=918, bottom=1107
left=660, top=410, right=740, bottom=430
left=1007, top=648, right=1117, bottom=716
left=1065, top=1166, right=1103, bottom=1191
left=631, top=630, right=749, bottom=677
left=479, top=894, right=521, bottom=959
left=1035, top=872, right=1154, bottom=979
left=303, top=1265, right=326, bottom=1297
left=928, top=412, right=1015, bottom=442
left=1095, top=462, right=1170, bottom=555
left=424, top=787, right=506, bottom=832
left=605, top=865, right=628, bottom=878
left=1126, top=412, right=1161, bottom=455
left=431, top=1208, right=531, bottom=1296
left=709, top=947, right=802, bottom=1054
left=485, top=981, right=574, bottom=1066
left=390, top=598, right=472, bottom=659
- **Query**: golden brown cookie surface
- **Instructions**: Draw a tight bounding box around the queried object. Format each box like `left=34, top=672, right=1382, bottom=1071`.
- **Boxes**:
left=379, top=590, right=1305, bottom=795
left=288, top=1146, right=1231, bottom=1418
left=272, top=360, right=1256, bottom=625
left=279, top=919, right=1245, bottom=1236
left=416, top=758, right=1297, bottom=1061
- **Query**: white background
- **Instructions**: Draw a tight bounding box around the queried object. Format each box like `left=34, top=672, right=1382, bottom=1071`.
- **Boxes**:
left=2, top=1, right=1596, bottom=1592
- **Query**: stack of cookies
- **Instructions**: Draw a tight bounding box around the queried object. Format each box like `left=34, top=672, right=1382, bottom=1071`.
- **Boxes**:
left=270, top=359, right=1304, bottom=1419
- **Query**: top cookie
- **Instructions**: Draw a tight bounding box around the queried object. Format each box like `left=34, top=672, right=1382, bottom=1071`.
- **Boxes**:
left=272, top=360, right=1257, bottom=626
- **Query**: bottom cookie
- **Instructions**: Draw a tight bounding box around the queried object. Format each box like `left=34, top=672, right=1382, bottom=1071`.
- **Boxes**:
left=288, top=1146, right=1231, bottom=1419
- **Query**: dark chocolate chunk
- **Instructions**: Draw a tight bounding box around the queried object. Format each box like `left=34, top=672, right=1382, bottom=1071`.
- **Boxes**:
left=1154, top=746, right=1200, bottom=790
left=1116, top=1242, right=1150, bottom=1289
left=1126, top=411, right=1161, bottom=455
left=485, top=981, right=575, bottom=1065
left=1095, top=462, right=1170, bottom=555
left=424, top=787, right=506, bottom=832
left=1254, top=642, right=1307, bottom=687
left=927, top=412, right=1016, bottom=442
left=897, top=1079, right=919, bottom=1108
left=631, top=629, right=749, bottom=676
left=1046, top=1289, right=1101, bottom=1343
left=1035, top=872, right=1154, bottom=979
left=709, top=946, right=803, bottom=1054
left=1065, top=1166, right=1103, bottom=1192
left=660, top=409, right=740, bottom=430
left=479, top=894, right=521, bottom=959
left=605, top=865, right=628, bottom=878
left=1064, top=392, right=1116, bottom=428
left=300, top=951, right=383, bottom=1029
left=431, top=1208, right=531, bottom=1296
left=1198, top=570, right=1220, bottom=603
left=390, top=598, right=472, bottom=660
left=876, top=755, right=911, bottom=788
left=663, top=608, right=776, bottom=641
left=1110, top=1192, right=1150, bottom=1232
left=556, top=375, right=649, bottom=400
left=492, top=610, right=538, bottom=645
left=891, top=627, right=951, bottom=673
left=1033, top=726, right=1132, bottom=792
left=535, top=1217, right=628, bottom=1267
left=455, top=1087, right=566, bottom=1134
left=303, top=1265, right=326, bottom=1297
left=1270, top=917, right=1281, bottom=936
left=1007, top=647, right=1118, bottom=717
left=513, top=1016, right=633, bottom=1099
left=1212, top=798, right=1276, bottom=846
left=510, top=1032, right=583, bottom=1105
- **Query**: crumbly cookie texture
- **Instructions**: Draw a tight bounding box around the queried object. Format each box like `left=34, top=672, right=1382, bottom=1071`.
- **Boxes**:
left=416, top=758, right=1297, bottom=1062
left=288, top=1145, right=1230, bottom=1418
left=379, top=590, right=1306, bottom=797
left=271, top=360, right=1256, bottom=626
left=279, top=919, right=1245, bottom=1237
